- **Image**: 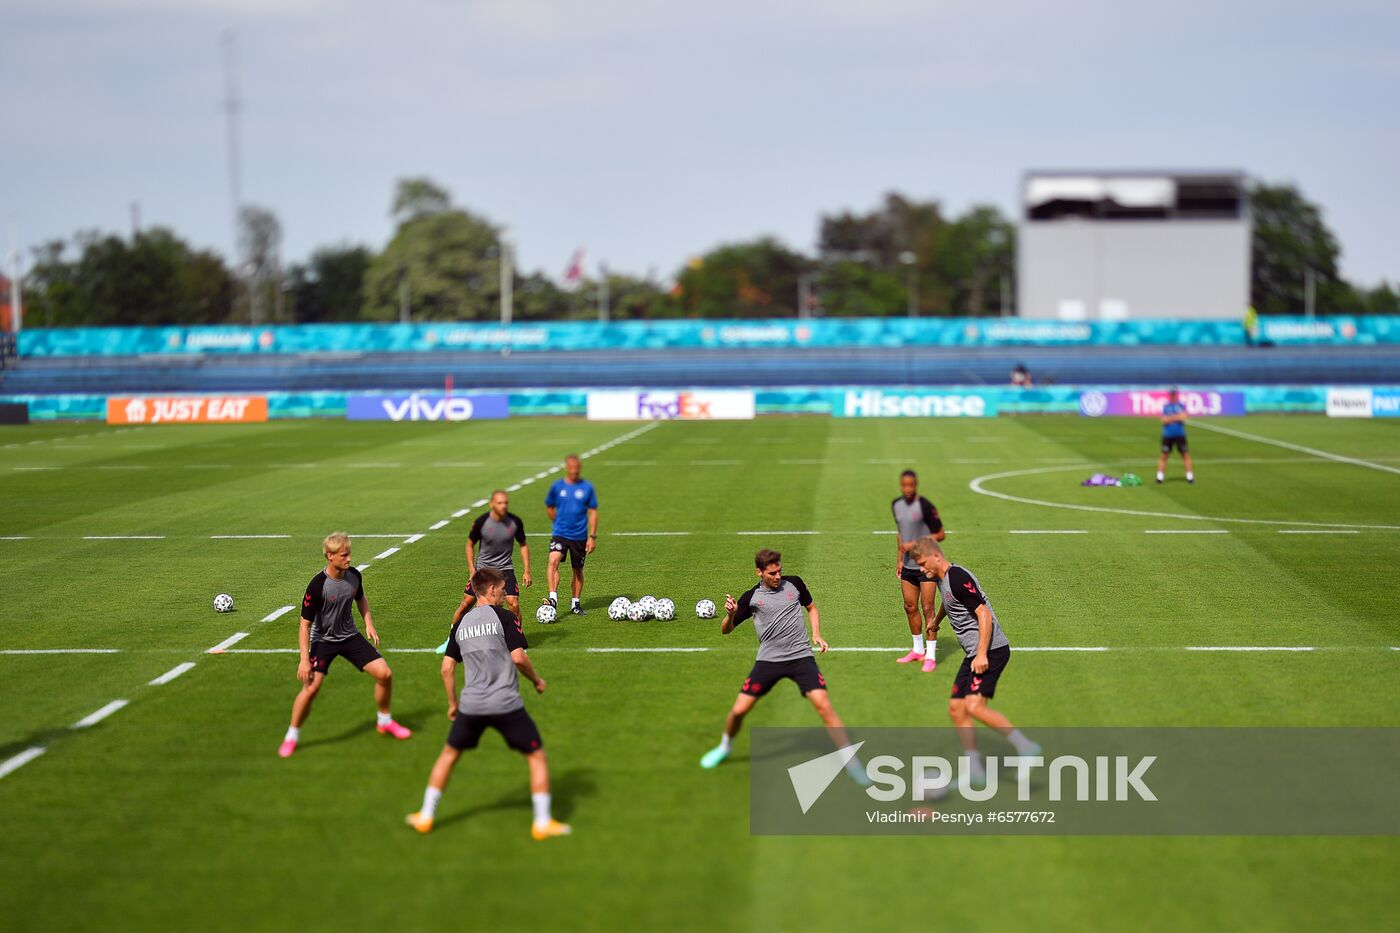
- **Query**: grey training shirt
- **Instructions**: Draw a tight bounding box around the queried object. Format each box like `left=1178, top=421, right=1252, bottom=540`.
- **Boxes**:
left=302, top=568, right=365, bottom=644
left=469, top=511, right=527, bottom=571
left=733, top=576, right=814, bottom=663
left=937, top=564, right=1010, bottom=655
left=892, top=495, right=943, bottom=571
left=446, top=604, right=529, bottom=715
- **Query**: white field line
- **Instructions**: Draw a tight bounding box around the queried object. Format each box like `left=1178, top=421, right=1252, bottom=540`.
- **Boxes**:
left=452, top=509, right=471, bottom=518
left=969, top=463, right=1400, bottom=530
left=1145, top=529, right=1229, bottom=534
left=1278, top=530, right=1358, bottom=535
left=83, top=535, right=165, bottom=540
left=0, top=536, right=32, bottom=540
left=212, top=534, right=290, bottom=539
left=778, top=459, right=826, bottom=465
left=611, top=531, right=691, bottom=537
left=0, top=747, right=46, bottom=780
left=429, top=520, right=450, bottom=530
left=736, top=531, right=821, bottom=536
left=352, top=534, right=417, bottom=538
left=355, top=563, right=370, bottom=571
left=1192, top=421, right=1400, bottom=477
left=72, top=699, right=129, bottom=729
left=1185, top=646, right=1314, bottom=652
left=1010, top=530, right=1088, bottom=535
left=507, top=483, right=521, bottom=491
left=471, top=498, right=489, bottom=507
left=586, top=647, right=710, bottom=653
left=689, top=459, right=741, bottom=465
left=373, top=547, right=400, bottom=560
left=404, top=534, right=424, bottom=544
left=261, top=605, right=296, bottom=622
left=0, top=648, right=122, bottom=654
left=207, top=632, right=250, bottom=653
left=149, top=662, right=196, bottom=685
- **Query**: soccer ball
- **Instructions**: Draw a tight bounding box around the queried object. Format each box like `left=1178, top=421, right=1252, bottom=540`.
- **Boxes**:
left=608, top=597, right=632, bottom=621
left=536, top=603, right=558, bottom=624
left=212, top=593, right=234, bottom=613
left=627, top=601, right=650, bottom=622
left=696, top=599, right=716, bottom=619
left=654, top=598, right=676, bottom=621
left=637, top=595, right=658, bottom=617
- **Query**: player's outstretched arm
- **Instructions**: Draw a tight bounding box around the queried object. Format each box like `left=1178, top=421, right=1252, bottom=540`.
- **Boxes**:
left=512, top=648, right=546, bottom=693
left=440, top=657, right=459, bottom=718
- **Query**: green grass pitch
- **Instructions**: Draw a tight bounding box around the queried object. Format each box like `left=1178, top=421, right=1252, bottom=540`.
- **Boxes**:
left=1, top=414, right=1397, bottom=931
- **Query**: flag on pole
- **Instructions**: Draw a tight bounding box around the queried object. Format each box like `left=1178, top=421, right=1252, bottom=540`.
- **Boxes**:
left=563, top=247, right=586, bottom=287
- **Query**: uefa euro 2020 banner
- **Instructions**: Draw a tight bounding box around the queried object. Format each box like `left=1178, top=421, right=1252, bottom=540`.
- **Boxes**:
left=21, top=316, right=1400, bottom=358
left=586, top=390, right=755, bottom=421
left=1078, top=390, right=1247, bottom=417
left=346, top=393, right=509, bottom=422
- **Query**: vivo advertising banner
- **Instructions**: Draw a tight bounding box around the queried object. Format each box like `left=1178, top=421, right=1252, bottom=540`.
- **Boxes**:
left=1078, top=390, right=1246, bottom=417
left=346, top=393, right=509, bottom=422
left=831, top=389, right=998, bottom=418
left=106, top=396, right=268, bottom=425
left=586, top=390, right=756, bottom=421
left=1326, top=387, right=1400, bottom=418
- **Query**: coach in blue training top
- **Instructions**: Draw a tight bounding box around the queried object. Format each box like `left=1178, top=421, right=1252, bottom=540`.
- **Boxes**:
left=544, top=454, right=599, bottom=616
left=1156, top=388, right=1195, bottom=484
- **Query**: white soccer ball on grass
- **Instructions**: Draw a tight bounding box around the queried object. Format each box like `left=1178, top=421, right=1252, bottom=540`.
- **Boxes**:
left=627, top=601, right=651, bottom=622
left=696, top=599, right=716, bottom=619
left=637, top=595, right=658, bottom=617
left=608, top=597, right=632, bottom=621
left=536, top=603, right=558, bottom=624
left=213, top=593, right=234, bottom=613
left=654, top=598, right=676, bottom=621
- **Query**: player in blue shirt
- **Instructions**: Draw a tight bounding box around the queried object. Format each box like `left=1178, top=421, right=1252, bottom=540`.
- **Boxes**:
left=543, top=454, right=599, bottom=616
left=1156, top=389, right=1195, bottom=484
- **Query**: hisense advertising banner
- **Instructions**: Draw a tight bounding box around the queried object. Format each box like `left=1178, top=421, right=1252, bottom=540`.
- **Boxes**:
left=830, top=389, right=998, bottom=418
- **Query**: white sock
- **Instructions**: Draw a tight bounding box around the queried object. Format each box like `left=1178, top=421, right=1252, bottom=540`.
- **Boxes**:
left=421, top=786, right=442, bottom=819
left=1186, top=471, right=1194, bottom=480
left=283, top=726, right=300, bottom=743
left=926, top=640, right=936, bottom=659
left=912, top=633, right=925, bottom=654
left=966, top=749, right=986, bottom=780
left=1006, top=729, right=1037, bottom=755
left=1156, top=471, right=1164, bottom=481
left=549, top=590, right=558, bottom=602
left=532, top=792, right=552, bottom=827
left=376, top=711, right=393, bottom=727
left=572, top=597, right=580, bottom=608
left=719, top=733, right=732, bottom=753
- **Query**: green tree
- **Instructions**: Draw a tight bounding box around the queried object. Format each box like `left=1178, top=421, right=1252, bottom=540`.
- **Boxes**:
left=286, top=245, right=372, bottom=322
left=23, top=229, right=233, bottom=327
left=673, top=238, right=809, bottom=317
left=1359, top=282, right=1399, bottom=314
left=363, top=179, right=503, bottom=321
left=1251, top=182, right=1359, bottom=314
left=817, top=261, right=906, bottom=316
left=937, top=205, right=1015, bottom=315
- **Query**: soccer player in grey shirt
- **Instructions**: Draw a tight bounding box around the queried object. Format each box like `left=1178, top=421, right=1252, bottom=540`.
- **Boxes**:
left=278, top=533, right=411, bottom=758
left=911, top=536, right=1039, bottom=785
left=892, top=470, right=945, bottom=672
left=435, top=490, right=532, bottom=654
left=406, top=567, right=571, bottom=840
left=699, top=549, right=864, bottom=784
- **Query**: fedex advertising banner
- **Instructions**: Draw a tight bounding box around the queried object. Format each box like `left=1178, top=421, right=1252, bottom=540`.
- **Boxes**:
left=586, top=390, right=755, bottom=421
left=831, top=389, right=998, bottom=418
left=1078, top=390, right=1246, bottom=417
left=106, top=396, right=268, bottom=425
left=346, top=393, right=509, bottom=422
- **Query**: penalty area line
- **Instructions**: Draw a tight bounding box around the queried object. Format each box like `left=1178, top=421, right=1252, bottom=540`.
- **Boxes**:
left=72, top=699, right=129, bottom=729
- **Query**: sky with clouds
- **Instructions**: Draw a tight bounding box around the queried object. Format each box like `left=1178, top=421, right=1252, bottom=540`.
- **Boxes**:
left=2, top=0, right=1396, bottom=288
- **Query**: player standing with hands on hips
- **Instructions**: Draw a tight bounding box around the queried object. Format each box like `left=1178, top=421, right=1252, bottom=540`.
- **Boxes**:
left=544, top=454, right=598, bottom=616
left=278, top=533, right=411, bottom=758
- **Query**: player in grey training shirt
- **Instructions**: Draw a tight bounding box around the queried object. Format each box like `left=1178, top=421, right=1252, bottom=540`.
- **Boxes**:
left=911, top=537, right=1038, bottom=784
left=699, top=549, right=865, bottom=783
left=279, top=532, right=411, bottom=759
left=891, top=470, right=945, bottom=672
left=407, top=567, right=571, bottom=840
left=436, top=490, right=533, bottom=655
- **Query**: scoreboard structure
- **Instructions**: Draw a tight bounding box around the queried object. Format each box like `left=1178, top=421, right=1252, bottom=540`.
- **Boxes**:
left=1017, top=170, right=1250, bottom=320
